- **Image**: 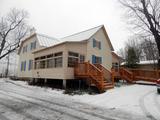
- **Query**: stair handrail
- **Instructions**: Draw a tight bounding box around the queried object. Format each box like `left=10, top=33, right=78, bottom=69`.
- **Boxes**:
left=120, top=67, right=133, bottom=81
left=94, top=63, right=112, bottom=83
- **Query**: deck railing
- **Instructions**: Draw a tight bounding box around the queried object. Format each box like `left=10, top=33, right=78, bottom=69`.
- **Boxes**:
left=119, top=67, right=133, bottom=82
left=74, top=62, right=103, bottom=82
left=94, top=64, right=112, bottom=83
left=130, top=69, right=160, bottom=82
left=113, top=67, right=160, bottom=82
left=74, top=62, right=113, bottom=92
left=74, top=62, right=88, bottom=76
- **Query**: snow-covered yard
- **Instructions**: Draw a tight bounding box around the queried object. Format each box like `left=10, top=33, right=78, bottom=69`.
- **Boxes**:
left=0, top=78, right=160, bottom=120
left=72, top=84, right=159, bottom=118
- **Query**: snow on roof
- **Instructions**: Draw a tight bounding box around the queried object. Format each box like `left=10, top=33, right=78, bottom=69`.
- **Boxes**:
left=36, top=33, right=59, bottom=47
left=33, top=25, right=104, bottom=53
left=121, top=60, right=158, bottom=65
left=60, top=25, right=103, bottom=42
left=139, top=60, right=158, bottom=65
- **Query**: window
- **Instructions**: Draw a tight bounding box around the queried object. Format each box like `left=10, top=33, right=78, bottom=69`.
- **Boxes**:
left=23, top=45, right=28, bottom=53
left=28, top=60, right=33, bottom=71
left=40, top=60, right=45, bottom=69
left=80, top=55, right=85, bottom=63
left=46, top=59, right=54, bottom=68
left=55, top=52, right=63, bottom=57
left=35, top=61, right=40, bottom=69
left=34, top=52, right=63, bottom=69
left=21, top=61, right=26, bottom=71
left=93, top=38, right=101, bottom=49
left=54, top=52, right=63, bottom=67
left=112, top=62, right=119, bottom=71
left=112, top=63, right=118, bottom=67
left=20, top=62, right=23, bottom=71
left=55, top=57, right=62, bottom=67
left=92, top=55, right=102, bottom=64
left=68, top=57, right=78, bottom=67
left=68, top=52, right=79, bottom=67
left=24, top=61, right=26, bottom=71
left=68, top=52, right=79, bottom=57
left=30, top=41, right=36, bottom=50
left=68, top=52, right=85, bottom=67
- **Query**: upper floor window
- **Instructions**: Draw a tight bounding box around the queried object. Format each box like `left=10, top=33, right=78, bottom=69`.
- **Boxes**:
left=22, top=45, right=28, bottom=53
left=93, top=38, right=101, bottom=49
left=21, top=61, right=26, bottom=71
left=28, top=60, right=33, bottom=71
left=30, top=41, right=36, bottom=50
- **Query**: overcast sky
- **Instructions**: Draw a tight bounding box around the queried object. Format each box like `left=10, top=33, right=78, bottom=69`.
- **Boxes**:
left=0, top=0, right=131, bottom=52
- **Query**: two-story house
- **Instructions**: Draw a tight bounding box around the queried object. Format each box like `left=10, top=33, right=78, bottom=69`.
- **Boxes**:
left=18, top=25, right=115, bottom=92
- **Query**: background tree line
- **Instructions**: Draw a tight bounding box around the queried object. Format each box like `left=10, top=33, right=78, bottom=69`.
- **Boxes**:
left=118, top=37, right=158, bottom=68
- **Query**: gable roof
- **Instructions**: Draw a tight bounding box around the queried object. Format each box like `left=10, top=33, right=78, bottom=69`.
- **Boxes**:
left=112, top=52, right=123, bottom=60
left=36, top=33, right=59, bottom=47
left=60, top=25, right=113, bottom=50
left=18, top=25, right=114, bottom=54
left=60, top=25, right=103, bottom=42
left=18, top=33, right=59, bottom=54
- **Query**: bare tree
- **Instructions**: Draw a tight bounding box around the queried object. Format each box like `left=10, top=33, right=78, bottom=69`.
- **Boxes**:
left=119, top=0, right=160, bottom=68
left=0, top=8, right=29, bottom=60
left=140, top=38, right=158, bottom=68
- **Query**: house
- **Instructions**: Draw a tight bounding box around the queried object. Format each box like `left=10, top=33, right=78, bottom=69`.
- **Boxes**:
left=17, top=25, right=114, bottom=91
left=111, top=52, right=124, bottom=70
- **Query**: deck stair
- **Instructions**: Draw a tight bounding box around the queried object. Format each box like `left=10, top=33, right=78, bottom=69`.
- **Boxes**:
left=74, top=62, right=114, bottom=93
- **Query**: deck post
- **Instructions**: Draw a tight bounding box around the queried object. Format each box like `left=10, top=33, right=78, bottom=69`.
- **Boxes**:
left=63, top=79, right=67, bottom=89
left=111, top=69, right=115, bottom=85
left=44, top=78, right=47, bottom=84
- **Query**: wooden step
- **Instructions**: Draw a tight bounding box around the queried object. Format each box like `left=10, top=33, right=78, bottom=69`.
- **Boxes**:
left=103, top=82, right=113, bottom=86
left=104, top=85, right=114, bottom=90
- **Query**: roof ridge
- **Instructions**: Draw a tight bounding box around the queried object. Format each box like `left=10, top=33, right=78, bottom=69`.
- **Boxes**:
left=61, top=25, right=104, bottom=39
left=36, top=33, right=59, bottom=41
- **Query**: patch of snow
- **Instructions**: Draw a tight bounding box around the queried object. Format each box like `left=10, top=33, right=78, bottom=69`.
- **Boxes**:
left=121, top=60, right=158, bottom=65
left=0, top=78, right=159, bottom=119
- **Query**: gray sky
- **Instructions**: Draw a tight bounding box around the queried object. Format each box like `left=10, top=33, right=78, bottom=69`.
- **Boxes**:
left=0, top=0, right=131, bottom=52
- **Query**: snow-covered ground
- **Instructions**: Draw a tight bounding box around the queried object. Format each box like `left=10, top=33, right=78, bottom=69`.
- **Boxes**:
left=0, top=78, right=159, bottom=120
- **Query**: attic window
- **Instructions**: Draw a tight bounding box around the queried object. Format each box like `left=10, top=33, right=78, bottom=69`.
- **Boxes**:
left=30, top=41, right=36, bottom=50
left=93, top=38, right=101, bottom=49
left=22, top=45, right=28, bottom=53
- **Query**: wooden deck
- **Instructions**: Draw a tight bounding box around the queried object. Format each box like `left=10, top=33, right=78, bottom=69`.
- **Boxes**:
left=113, top=67, right=160, bottom=83
left=74, top=62, right=114, bottom=92
left=75, top=62, right=159, bottom=92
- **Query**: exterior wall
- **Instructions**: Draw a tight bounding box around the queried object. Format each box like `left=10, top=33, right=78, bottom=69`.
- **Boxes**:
left=17, top=35, right=41, bottom=79
left=63, top=42, right=87, bottom=79
left=86, top=28, right=112, bottom=71
left=33, top=42, right=87, bottom=79
left=112, top=55, right=119, bottom=64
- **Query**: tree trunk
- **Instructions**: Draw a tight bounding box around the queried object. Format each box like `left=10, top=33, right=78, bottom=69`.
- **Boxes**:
left=154, top=34, right=160, bottom=69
